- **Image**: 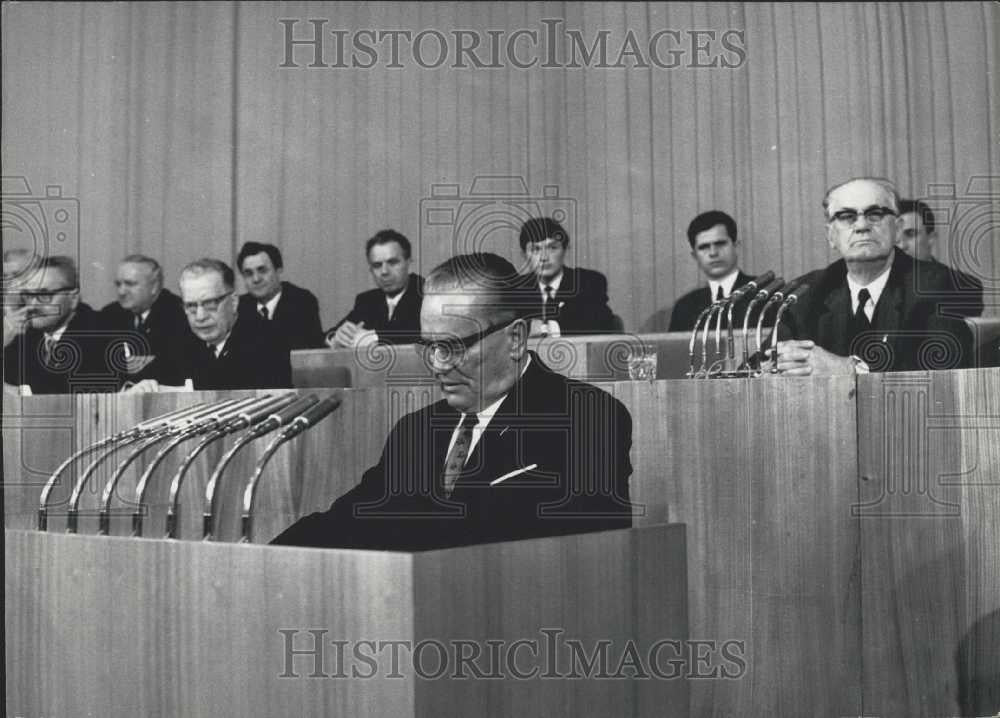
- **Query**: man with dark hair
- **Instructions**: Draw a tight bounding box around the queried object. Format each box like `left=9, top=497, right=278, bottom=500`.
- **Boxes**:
left=236, top=241, right=325, bottom=350
left=274, top=252, right=633, bottom=551
left=895, top=198, right=984, bottom=317
left=99, top=254, right=192, bottom=384
left=325, top=229, right=424, bottom=347
left=775, top=178, right=974, bottom=374
left=130, top=258, right=291, bottom=390
left=518, top=216, right=617, bottom=335
left=3, top=256, right=119, bottom=394
left=662, top=210, right=755, bottom=332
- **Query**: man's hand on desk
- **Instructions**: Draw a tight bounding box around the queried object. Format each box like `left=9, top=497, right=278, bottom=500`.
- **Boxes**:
left=327, top=320, right=378, bottom=349
left=773, top=340, right=857, bottom=376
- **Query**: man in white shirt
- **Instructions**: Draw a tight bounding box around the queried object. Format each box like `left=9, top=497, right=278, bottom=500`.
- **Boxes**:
left=273, top=252, right=633, bottom=550
left=664, top=210, right=756, bottom=332
left=775, top=177, right=974, bottom=374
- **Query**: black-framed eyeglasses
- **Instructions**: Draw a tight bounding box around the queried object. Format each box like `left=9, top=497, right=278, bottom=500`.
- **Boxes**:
left=412, top=317, right=518, bottom=368
left=20, top=287, right=76, bottom=304
left=829, top=206, right=897, bottom=227
left=183, top=290, right=233, bottom=315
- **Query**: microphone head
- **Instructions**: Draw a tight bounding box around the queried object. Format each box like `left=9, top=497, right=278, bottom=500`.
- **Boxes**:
left=783, top=282, right=811, bottom=305
left=755, top=277, right=785, bottom=300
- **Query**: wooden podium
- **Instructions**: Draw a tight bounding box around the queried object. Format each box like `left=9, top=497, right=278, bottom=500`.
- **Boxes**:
left=5, top=525, right=689, bottom=718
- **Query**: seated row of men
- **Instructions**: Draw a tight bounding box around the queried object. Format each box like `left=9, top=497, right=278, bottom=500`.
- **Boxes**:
left=2, top=218, right=618, bottom=394
left=2, top=177, right=992, bottom=394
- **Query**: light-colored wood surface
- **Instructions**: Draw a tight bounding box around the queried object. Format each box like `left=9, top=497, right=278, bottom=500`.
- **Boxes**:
left=4, top=524, right=688, bottom=718
left=6, top=370, right=1000, bottom=716
left=858, top=368, right=1000, bottom=716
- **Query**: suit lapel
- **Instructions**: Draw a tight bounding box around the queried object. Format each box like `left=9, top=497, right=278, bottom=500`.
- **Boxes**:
left=819, top=283, right=852, bottom=356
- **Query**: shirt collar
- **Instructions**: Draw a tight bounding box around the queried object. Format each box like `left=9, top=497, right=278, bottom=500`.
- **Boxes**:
left=258, top=290, right=282, bottom=317
left=539, top=270, right=564, bottom=294
left=847, top=262, right=892, bottom=313
left=385, top=285, right=407, bottom=311
left=708, top=269, right=740, bottom=299
left=45, top=322, right=70, bottom=343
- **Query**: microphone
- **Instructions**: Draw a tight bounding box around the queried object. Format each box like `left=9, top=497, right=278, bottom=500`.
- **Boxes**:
left=127, top=396, right=262, bottom=536
left=201, top=394, right=320, bottom=539
left=739, top=279, right=812, bottom=372
left=61, top=400, right=230, bottom=534
left=687, top=304, right=716, bottom=377
left=162, top=393, right=298, bottom=538
left=240, top=395, right=342, bottom=543
left=38, top=402, right=209, bottom=530
left=724, top=271, right=776, bottom=368
left=766, top=282, right=811, bottom=374
left=742, top=277, right=785, bottom=374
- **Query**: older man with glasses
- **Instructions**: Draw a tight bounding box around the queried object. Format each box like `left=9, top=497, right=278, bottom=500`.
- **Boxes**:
left=3, top=255, right=119, bottom=394
left=128, top=258, right=290, bottom=392
left=774, top=177, right=974, bottom=374
left=273, top=252, right=634, bottom=551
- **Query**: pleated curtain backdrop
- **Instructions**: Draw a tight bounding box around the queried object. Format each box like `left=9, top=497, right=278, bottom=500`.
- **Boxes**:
left=3, top=2, right=997, bottom=330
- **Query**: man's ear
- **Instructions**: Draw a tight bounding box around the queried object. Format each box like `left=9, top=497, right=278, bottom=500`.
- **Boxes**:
left=508, top=318, right=529, bottom=359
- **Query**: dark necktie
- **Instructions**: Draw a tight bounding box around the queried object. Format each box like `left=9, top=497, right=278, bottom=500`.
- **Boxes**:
left=41, top=335, right=56, bottom=366
left=855, top=288, right=872, bottom=328
left=715, top=285, right=725, bottom=302
left=259, top=305, right=269, bottom=320
left=442, top=413, right=476, bottom=497
left=542, top=285, right=553, bottom=321
left=134, top=314, right=146, bottom=333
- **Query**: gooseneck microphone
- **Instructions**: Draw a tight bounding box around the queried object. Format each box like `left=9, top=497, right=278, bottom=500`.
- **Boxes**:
left=725, top=270, right=775, bottom=368
left=741, top=277, right=785, bottom=374
left=62, top=400, right=236, bottom=533
left=239, top=396, right=342, bottom=543
left=161, top=393, right=298, bottom=538
left=126, top=397, right=262, bottom=536
left=37, top=402, right=208, bottom=530
left=201, top=394, right=320, bottom=539
left=767, top=283, right=811, bottom=374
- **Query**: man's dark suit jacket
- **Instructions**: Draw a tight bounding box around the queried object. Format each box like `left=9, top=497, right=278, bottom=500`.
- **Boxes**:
left=3, top=303, right=121, bottom=394
left=271, top=354, right=633, bottom=551
left=666, top=270, right=756, bottom=333
left=927, top=258, right=984, bottom=318
left=237, top=281, right=325, bottom=350
left=100, top=288, right=193, bottom=384
left=326, top=273, right=424, bottom=345
left=784, top=251, right=974, bottom=372
left=178, top=314, right=292, bottom=390
left=526, top=266, right=618, bottom=334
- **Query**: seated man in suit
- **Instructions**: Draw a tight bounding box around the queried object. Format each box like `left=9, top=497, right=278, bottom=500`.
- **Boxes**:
left=775, top=177, right=974, bottom=375
left=99, top=254, right=191, bottom=385
left=3, top=256, right=119, bottom=394
left=273, top=253, right=634, bottom=551
left=518, top=216, right=617, bottom=335
left=895, top=198, right=984, bottom=318
left=662, top=210, right=755, bottom=333
left=120, top=258, right=291, bottom=392
left=325, top=229, right=423, bottom=347
left=237, top=242, right=325, bottom=350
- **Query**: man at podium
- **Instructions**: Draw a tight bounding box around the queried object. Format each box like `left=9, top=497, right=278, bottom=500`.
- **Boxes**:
left=273, top=253, right=634, bottom=551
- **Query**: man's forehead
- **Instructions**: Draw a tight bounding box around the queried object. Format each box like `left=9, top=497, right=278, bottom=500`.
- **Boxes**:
left=828, top=180, right=894, bottom=209
left=694, top=224, right=732, bottom=246
left=180, top=271, right=223, bottom=296
left=527, top=236, right=562, bottom=247
left=243, top=252, right=274, bottom=270
left=369, top=242, right=404, bottom=262
left=119, top=262, right=153, bottom=279
left=421, top=293, right=490, bottom=327
left=899, top=211, right=927, bottom=230
left=34, top=268, right=73, bottom=290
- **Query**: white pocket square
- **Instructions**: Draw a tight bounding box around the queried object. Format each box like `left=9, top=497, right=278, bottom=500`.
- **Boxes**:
left=490, top=463, right=538, bottom=486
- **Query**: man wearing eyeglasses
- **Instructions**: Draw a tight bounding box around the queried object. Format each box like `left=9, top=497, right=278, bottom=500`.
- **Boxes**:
left=172, top=258, right=291, bottom=390
left=273, top=252, right=634, bottom=551
left=774, top=177, right=974, bottom=374
left=3, top=255, right=117, bottom=394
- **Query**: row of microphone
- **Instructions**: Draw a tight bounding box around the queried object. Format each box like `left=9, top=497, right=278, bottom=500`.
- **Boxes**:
left=687, top=271, right=811, bottom=378
left=37, top=392, right=341, bottom=541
